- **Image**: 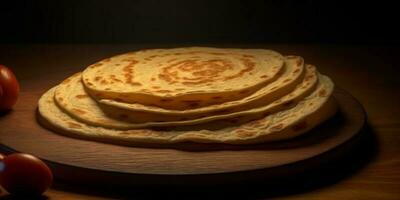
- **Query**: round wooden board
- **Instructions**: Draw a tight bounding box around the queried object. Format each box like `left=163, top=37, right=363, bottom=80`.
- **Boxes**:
left=0, top=88, right=365, bottom=185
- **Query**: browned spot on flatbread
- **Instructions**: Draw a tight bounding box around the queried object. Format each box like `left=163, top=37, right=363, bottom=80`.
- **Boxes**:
left=129, top=82, right=142, bottom=86
left=292, top=120, right=308, bottom=131
left=236, top=130, right=255, bottom=138
left=293, top=68, right=300, bottom=73
left=296, top=58, right=303, bottom=66
left=283, top=78, right=291, bottom=83
left=75, top=94, right=88, bottom=99
left=245, top=119, right=265, bottom=128
left=100, top=80, right=109, bottom=85
left=94, top=76, right=102, bottom=81
left=150, top=77, right=156, bottom=81
left=270, top=123, right=284, bottom=132
left=67, top=122, right=82, bottom=128
left=58, top=97, right=64, bottom=102
left=152, top=86, right=160, bottom=89
left=72, top=108, right=86, bottom=115
left=319, top=89, right=327, bottom=97
left=304, top=75, right=314, bottom=81
left=260, top=75, right=269, bottom=78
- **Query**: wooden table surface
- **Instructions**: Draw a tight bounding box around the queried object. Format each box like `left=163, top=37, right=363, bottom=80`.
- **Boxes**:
left=0, top=44, right=399, bottom=199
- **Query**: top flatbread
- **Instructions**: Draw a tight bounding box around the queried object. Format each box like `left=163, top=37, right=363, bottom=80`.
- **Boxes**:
left=82, top=47, right=285, bottom=110
left=97, top=56, right=305, bottom=123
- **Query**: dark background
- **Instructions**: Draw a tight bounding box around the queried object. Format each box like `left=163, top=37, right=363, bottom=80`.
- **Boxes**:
left=0, top=0, right=399, bottom=44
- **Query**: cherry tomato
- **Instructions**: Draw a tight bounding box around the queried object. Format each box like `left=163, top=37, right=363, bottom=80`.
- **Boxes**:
left=0, top=153, right=53, bottom=195
left=0, top=65, right=19, bottom=110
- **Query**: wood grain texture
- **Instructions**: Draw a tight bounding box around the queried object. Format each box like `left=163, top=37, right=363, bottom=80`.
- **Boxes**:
left=0, top=44, right=398, bottom=199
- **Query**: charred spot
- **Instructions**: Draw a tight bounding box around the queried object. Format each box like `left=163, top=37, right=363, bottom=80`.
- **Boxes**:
left=260, top=75, right=269, bottom=78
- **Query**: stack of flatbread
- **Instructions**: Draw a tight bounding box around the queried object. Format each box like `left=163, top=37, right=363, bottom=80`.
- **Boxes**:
left=38, top=47, right=337, bottom=145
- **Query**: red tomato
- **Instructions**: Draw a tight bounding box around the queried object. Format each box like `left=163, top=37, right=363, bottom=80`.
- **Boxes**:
left=0, top=65, right=19, bottom=110
left=0, top=153, right=53, bottom=195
